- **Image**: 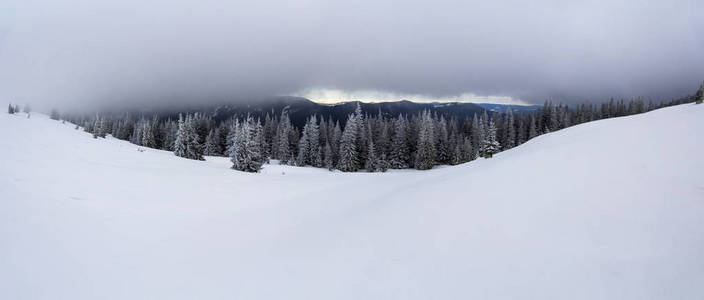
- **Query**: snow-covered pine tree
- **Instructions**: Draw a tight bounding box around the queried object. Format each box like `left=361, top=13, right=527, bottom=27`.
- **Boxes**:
left=562, top=106, right=571, bottom=128
left=324, top=141, right=334, bottom=171
left=389, top=115, right=410, bottom=168
left=297, top=121, right=310, bottom=166
left=7, top=103, right=14, bottom=114
left=516, top=114, right=526, bottom=145
left=248, top=118, right=265, bottom=170
left=225, top=120, right=239, bottom=157
left=352, top=103, right=366, bottom=169
left=549, top=104, right=559, bottom=132
left=414, top=110, right=436, bottom=170
left=263, top=113, right=277, bottom=155
left=541, top=100, right=553, bottom=133
left=231, top=117, right=263, bottom=172
left=111, top=119, right=121, bottom=137
left=435, top=114, right=450, bottom=164
left=451, top=143, right=463, bottom=165
left=92, top=115, right=107, bottom=138
left=297, top=115, right=321, bottom=167
left=309, top=117, right=322, bottom=167
left=471, top=113, right=484, bottom=159
left=134, top=119, right=146, bottom=144
left=319, top=117, right=329, bottom=146
left=528, top=114, right=538, bottom=139
left=230, top=119, right=245, bottom=169
left=204, top=129, right=220, bottom=156
left=377, top=153, right=389, bottom=172
left=277, top=109, right=293, bottom=165
left=337, top=113, right=359, bottom=172
left=83, top=119, right=93, bottom=133
left=504, top=108, right=515, bottom=149
left=376, top=120, right=391, bottom=160
left=462, top=137, right=473, bottom=162
left=218, top=124, right=230, bottom=155
left=481, top=118, right=500, bottom=158
left=149, top=115, right=162, bottom=149
left=174, top=114, right=188, bottom=158
left=142, top=121, right=156, bottom=147
left=331, top=121, right=342, bottom=165
left=184, top=114, right=204, bottom=160
left=101, top=116, right=109, bottom=138
left=364, top=129, right=379, bottom=172
left=696, top=81, right=704, bottom=104
left=254, top=119, right=269, bottom=163
left=162, top=120, right=177, bottom=151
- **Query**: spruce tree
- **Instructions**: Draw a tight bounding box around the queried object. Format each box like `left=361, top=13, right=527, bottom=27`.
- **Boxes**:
left=149, top=115, right=162, bottom=149
left=462, top=137, right=473, bottom=162
left=696, top=81, right=704, bottom=104
left=231, top=117, right=263, bottom=172
left=414, top=111, right=436, bottom=170
left=7, top=103, right=14, bottom=114
left=435, top=115, right=450, bottom=164
left=254, top=119, right=269, bottom=163
left=297, top=122, right=310, bottom=166
left=204, top=129, right=220, bottom=156
left=297, top=115, right=321, bottom=167
left=504, top=108, right=515, bottom=149
left=528, top=114, right=538, bottom=139
left=377, top=153, right=389, bottom=172
left=481, top=118, right=500, bottom=158
left=389, top=116, right=410, bottom=168
left=451, top=143, right=463, bottom=165
left=365, top=133, right=379, bottom=172
left=184, top=115, right=204, bottom=160
left=352, top=103, right=366, bottom=169
left=277, top=109, right=293, bottom=165
left=131, top=119, right=144, bottom=144
left=324, top=141, right=334, bottom=171
left=162, top=120, right=178, bottom=151
left=516, top=115, right=526, bottom=145
left=337, top=113, right=359, bottom=172
left=331, top=121, right=342, bottom=165
left=471, top=113, right=485, bottom=159
left=377, top=121, right=391, bottom=160
left=142, top=122, right=156, bottom=147
left=174, top=114, right=188, bottom=158
left=225, top=120, right=239, bottom=157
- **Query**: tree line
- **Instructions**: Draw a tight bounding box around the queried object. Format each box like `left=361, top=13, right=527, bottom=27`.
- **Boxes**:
left=42, top=89, right=702, bottom=173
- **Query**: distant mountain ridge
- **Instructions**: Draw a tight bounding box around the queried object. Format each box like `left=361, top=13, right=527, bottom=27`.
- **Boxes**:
left=111, top=96, right=535, bottom=128
left=475, top=103, right=541, bottom=113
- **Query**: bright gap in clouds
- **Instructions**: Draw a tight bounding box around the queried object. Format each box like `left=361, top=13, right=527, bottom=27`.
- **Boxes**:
left=294, top=88, right=530, bottom=105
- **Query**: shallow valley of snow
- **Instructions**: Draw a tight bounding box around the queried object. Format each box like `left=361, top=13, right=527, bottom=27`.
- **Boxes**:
left=1, top=104, right=703, bottom=299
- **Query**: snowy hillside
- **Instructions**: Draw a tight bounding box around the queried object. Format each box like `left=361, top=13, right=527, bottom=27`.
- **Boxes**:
left=1, top=104, right=703, bottom=299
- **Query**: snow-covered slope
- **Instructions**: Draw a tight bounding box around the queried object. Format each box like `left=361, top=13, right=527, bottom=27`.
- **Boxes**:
left=1, top=104, right=703, bottom=299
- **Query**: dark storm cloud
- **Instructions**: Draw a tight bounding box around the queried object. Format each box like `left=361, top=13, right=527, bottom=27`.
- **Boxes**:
left=0, top=0, right=702, bottom=110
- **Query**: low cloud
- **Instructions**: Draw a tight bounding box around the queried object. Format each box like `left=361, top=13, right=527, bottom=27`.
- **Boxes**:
left=0, top=0, right=702, bottom=111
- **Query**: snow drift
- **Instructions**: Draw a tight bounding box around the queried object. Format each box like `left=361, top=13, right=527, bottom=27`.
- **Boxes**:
left=1, top=104, right=703, bottom=299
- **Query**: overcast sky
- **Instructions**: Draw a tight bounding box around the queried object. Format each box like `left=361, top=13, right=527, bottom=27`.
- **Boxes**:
left=0, top=0, right=702, bottom=110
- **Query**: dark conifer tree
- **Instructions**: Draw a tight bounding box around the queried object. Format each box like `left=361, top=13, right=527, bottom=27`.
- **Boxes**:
left=414, top=111, right=436, bottom=170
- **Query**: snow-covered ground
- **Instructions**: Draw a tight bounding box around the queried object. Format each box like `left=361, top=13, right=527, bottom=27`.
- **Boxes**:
left=1, top=104, right=703, bottom=299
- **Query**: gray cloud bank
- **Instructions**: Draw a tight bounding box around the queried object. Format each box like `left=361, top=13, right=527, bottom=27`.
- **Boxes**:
left=0, top=0, right=702, bottom=110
